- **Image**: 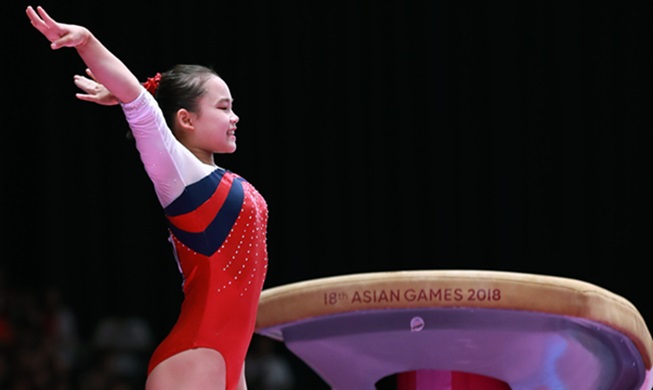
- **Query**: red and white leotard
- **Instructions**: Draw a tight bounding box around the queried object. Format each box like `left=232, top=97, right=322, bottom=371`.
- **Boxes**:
left=121, top=89, right=268, bottom=389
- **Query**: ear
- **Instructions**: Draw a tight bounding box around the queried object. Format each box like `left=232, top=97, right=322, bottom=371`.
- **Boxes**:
left=176, top=108, right=195, bottom=131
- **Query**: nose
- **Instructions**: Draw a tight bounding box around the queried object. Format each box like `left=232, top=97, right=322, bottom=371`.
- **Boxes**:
left=231, top=112, right=239, bottom=124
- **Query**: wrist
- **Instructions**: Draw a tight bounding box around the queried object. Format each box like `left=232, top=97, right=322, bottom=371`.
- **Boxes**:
left=72, top=28, right=94, bottom=51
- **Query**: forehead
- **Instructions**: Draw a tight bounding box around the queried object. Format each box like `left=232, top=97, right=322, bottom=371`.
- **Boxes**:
left=203, top=75, right=232, bottom=102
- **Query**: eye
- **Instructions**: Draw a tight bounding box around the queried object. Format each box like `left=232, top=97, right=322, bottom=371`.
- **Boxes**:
left=216, top=99, right=233, bottom=111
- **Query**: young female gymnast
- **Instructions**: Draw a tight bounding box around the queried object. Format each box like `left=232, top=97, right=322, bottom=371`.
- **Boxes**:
left=27, top=5, right=268, bottom=389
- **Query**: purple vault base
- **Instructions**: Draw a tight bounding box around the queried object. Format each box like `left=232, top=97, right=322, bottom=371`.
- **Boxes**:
left=257, top=307, right=646, bottom=390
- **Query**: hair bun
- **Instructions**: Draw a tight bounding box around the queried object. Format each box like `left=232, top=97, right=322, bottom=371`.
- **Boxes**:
left=142, top=73, right=162, bottom=95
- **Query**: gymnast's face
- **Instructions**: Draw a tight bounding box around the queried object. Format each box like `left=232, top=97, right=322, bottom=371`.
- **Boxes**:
left=186, top=75, right=240, bottom=157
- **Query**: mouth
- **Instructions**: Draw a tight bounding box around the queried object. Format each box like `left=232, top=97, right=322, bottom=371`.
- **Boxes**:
left=227, top=129, right=236, bottom=137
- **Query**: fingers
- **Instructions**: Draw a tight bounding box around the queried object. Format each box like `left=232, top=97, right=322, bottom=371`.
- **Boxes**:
left=85, top=68, right=99, bottom=82
left=26, top=6, right=48, bottom=32
left=52, top=35, right=73, bottom=50
left=73, top=74, right=97, bottom=93
left=75, top=93, right=98, bottom=103
left=73, top=74, right=100, bottom=102
left=26, top=6, right=55, bottom=30
left=35, top=6, right=58, bottom=27
left=25, top=6, right=40, bottom=22
left=73, top=74, right=120, bottom=106
left=26, top=5, right=63, bottom=49
left=75, top=93, right=93, bottom=102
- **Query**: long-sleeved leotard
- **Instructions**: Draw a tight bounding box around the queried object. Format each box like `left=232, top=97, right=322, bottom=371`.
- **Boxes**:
left=121, top=90, right=268, bottom=390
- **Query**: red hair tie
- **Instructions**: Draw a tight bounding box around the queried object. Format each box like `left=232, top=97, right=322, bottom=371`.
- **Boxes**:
left=143, top=73, right=162, bottom=95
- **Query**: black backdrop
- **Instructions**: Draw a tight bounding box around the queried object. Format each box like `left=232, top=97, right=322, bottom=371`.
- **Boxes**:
left=2, top=1, right=649, bottom=387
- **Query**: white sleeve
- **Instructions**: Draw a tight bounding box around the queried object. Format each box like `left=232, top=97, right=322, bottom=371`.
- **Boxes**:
left=120, top=89, right=213, bottom=208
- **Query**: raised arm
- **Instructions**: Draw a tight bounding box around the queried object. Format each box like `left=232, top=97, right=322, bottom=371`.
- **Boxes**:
left=26, top=5, right=142, bottom=104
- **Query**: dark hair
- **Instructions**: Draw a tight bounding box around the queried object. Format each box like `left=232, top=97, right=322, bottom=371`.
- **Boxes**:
left=155, top=64, right=219, bottom=132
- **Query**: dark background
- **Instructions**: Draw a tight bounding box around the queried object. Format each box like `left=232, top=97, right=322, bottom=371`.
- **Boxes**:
left=2, top=1, right=649, bottom=388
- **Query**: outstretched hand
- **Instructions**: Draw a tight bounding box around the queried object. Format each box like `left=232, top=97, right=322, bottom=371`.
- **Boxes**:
left=26, top=5, right=90, bottom=50
left=74, top=68, right=119, bottom=106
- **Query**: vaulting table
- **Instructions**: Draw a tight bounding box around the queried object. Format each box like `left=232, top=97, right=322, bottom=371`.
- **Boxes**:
left=255, top=270, right=653, bottom=390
